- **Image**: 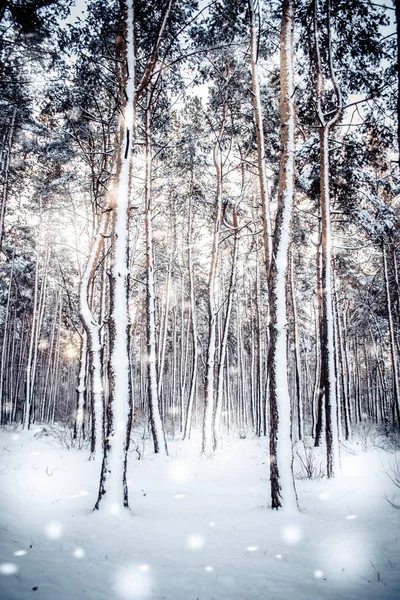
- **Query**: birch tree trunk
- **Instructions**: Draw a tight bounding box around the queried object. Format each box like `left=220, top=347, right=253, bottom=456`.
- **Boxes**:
left=74, top=330, right=88, bottom=442
left=202, top=139, right=223, bottom=457
left=79, top=211, right=109, bottom=460
left=24, top=221, right=42, bottom=430
left=95, top=0, right=135, bottom=511
left=0, top=248, right=14, bottom=424
left=314, top=0, right=342, bottom=477
left=145, top=88, right=168, bottom=456
left=0, top=107, right=16, bottom=249
left=383, top=242, right=400, bottom=426
left=267, top=0, right=297, bottom=511
left=213, top=205, right=239, bottom=450
left=248, top=0, right=272, bottom=270
left=183, top=190, right=198, bottom=441
left=290, top=248, right=303, bottom=441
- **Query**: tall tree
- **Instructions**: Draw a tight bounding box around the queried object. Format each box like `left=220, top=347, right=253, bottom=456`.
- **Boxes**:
left=267, top=0, right=297, bottom=510
left=95, top=0, right=135, bottom=511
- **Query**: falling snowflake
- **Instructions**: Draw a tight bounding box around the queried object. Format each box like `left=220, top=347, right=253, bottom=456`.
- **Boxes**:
left=322, top=533, right=370, bottom=577
left=282, top=525, right=302, bottom=545
left=208, top=522, right=215, bottom=527
left=275, top=554, right=283, bottom=559
left=345, top=515, right=357, bottom=520
left=246, top=545, right=258, bottom=552
left=73, top=548, right=85, bottom=559
left=318, top=492, right=330, bottom=501
left=173, top=494, right=186, bottom=499
left=13, top=550, right=26, bottom=557
left=0, top=563, right=18, bottom=575
left=109, top=503, right=121, bottom=515
left=314, top=570, right=324, bottom=578
left=45, top=522, right=63, bottom=539
left=114, top=566, right=152, bottom=599
left=167, top=460, right=193, bottom=484
left=204, top=566, right=214, bottom=572
left=138, top=565, right=150, bottom=573
left=187, top=535, right=205, bottom=550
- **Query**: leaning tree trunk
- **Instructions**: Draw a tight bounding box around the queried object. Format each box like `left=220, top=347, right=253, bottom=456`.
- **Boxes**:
left=267, top=0, right=297, bottom=511
left=79, top=211, right=109, bottom=460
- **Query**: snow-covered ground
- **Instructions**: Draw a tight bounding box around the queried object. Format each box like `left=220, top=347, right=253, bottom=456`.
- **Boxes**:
left=1, top=426, right=400, bottom=600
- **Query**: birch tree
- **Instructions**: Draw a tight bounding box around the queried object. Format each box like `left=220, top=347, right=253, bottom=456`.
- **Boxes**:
left=267, top=0, right=297, bottom=510
left=313, top=0, right=342, bottom=478
left=95, top=0, right=135, bottom=511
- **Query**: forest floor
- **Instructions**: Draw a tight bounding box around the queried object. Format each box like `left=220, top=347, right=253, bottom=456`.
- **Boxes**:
left=0, top=425, right=400, bottom=600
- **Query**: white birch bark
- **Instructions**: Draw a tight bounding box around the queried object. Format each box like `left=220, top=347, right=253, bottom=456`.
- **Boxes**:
left=290, top=248, right=303, bottom=441
left=79, top=211, right=109, bottom=460
left=314, top=0, right=342, bottom=477
left=268, top=0, right=297, bottom=511
left=75, top=330, right=88, bottom=440
left=383, top=243, right=400, bottom=426
left=214, top=206, right=239, bottom=450
left=95, top=0, right=135, bottom=511
left=0, top=249, right=14, bottom=424
left=183, top=193, right=198, bottom=440
left=0, top=107, right=16, bottom=249
left=24, top=219, right=42, bottom=430
left=202, top=141, right=223, bottom=457
left=248, top=0, right=272, bottom=270
left=145, top=88, right=168, bottom=456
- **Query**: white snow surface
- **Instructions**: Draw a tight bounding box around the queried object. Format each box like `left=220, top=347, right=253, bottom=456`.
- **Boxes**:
left=0, top=427, right=400, bottom=599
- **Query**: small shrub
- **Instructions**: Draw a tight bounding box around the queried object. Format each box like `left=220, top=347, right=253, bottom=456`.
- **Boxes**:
left=375, top=424, right=400, bottom=452
left=293, top=439, right=326, bottom=480
left=36, top=423, right=89, bottom=450
left=383, top=451, right=400, bottom=510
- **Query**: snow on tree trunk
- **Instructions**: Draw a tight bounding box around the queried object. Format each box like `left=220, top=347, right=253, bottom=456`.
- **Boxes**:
left=202, top=141, right=223, bottom=457
left=95, top=0, right=134, bottom=511
left=24, top=221, right=42, bottom=430
left=145, top=88, right=168, bottom=456
left=183, top=191, right=198, bottom=441
left=319, top=126, right=340, bottom=478
left=314, top=0, right=342, bottom=478
left=0, top=248, right=14, bottom=425
left=214, top=205, right=239, bottom=451
left=249, top=0, right=272, bottom=271
left=290, top=248, right=303, bottom=441
left=74, top=330, right=87, bottom=441
left=79, top=211, right=109, bottom=461
left=383, top=242, right=400, bottom=426
left=157, top=247, right=173, bottom=404
left=267, top=0, right=298, bottom=511
left=0, top=106, right=16, bottom=250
